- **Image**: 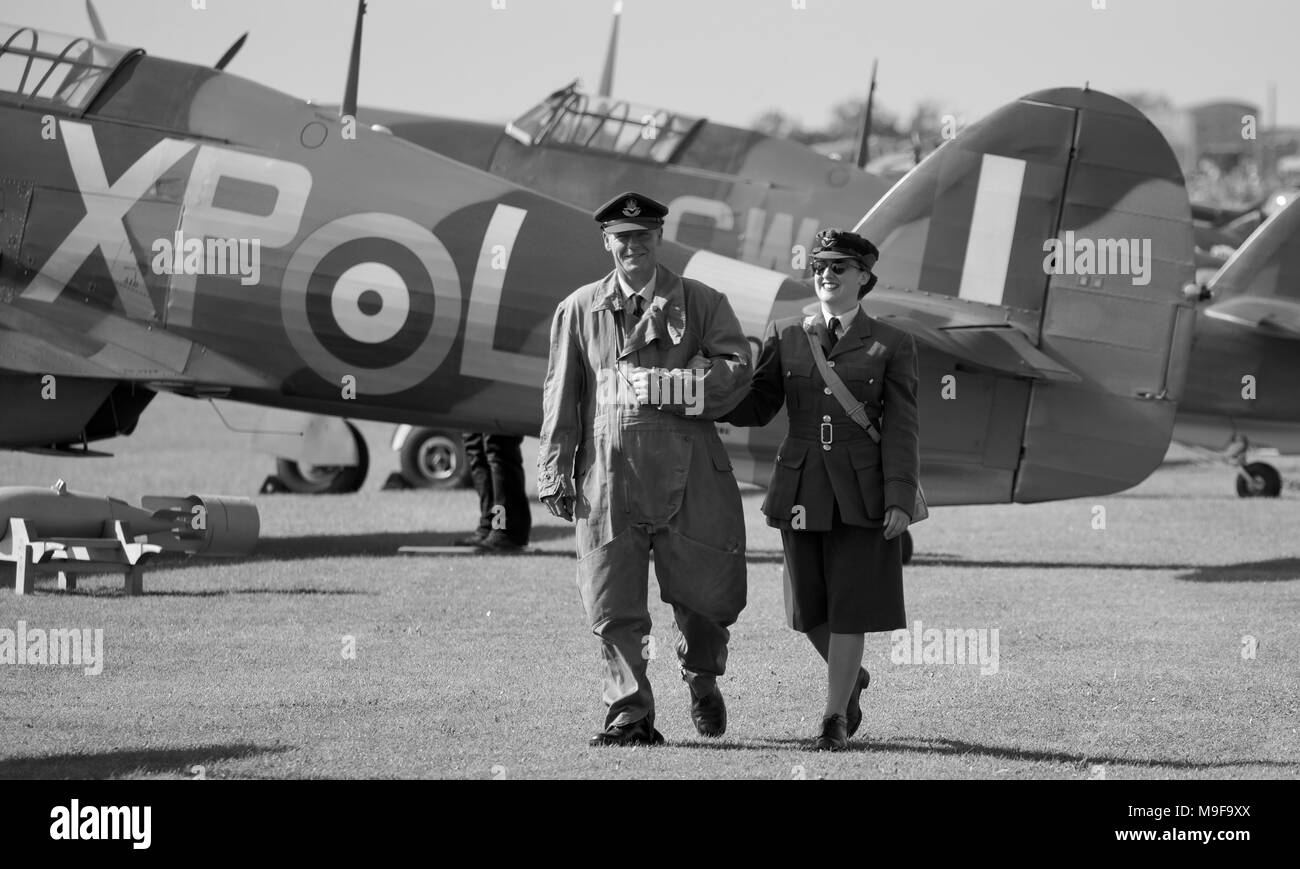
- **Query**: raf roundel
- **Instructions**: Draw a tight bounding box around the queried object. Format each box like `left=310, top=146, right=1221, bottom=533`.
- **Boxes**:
left=280, top=213, right=463, bottom=395
left=330, top=262, right=408, bottom=344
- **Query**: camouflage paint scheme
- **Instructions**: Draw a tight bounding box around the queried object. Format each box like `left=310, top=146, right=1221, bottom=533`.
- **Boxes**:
left=0, top=26, right=1212, bottom=506
left=381, top=83, right=1300, bottom=469
left=0, top=27, right=797, bottom=447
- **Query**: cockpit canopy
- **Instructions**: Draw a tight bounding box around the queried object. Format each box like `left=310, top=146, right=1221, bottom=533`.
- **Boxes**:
left=0, top=23, right=138, bottom=112
left=505, top=81, right=703, bottom=164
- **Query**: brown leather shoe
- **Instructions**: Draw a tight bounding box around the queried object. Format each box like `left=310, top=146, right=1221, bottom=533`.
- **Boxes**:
left=689, top=685, right=727, bottom=737
left=589, top=717, right=666, bottom=747
left=814, top=714, right=849, bottom=751
left=846, top=667, right=870, bottom=737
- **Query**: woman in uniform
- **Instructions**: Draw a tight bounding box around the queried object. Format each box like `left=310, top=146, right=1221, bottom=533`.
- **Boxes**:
left=723, top=228, right=920, bottom=750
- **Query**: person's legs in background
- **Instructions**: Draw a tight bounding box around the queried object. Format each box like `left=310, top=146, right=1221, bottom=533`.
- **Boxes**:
left=454, top=432, right=491, bottom=546
left=480, top=434, right=531, bottom=550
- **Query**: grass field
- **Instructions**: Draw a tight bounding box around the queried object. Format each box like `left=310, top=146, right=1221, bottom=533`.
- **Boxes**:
left=1, top=394, right=1297, bottom=779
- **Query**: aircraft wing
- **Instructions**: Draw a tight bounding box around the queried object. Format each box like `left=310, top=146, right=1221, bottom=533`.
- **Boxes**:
left=1204, top=191, right=1300, bottom=340
left=1201, top=296, right=1300, bottom=340
left=0, top=292, right=278, bottom=393
left=861, top=289, right=1082, bottom=382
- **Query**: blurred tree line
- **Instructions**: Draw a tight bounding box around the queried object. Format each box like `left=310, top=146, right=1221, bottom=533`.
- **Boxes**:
left=751, top=91, right=1176, bottom=150
left=750, top=97, right=949, bottom=177
left=751, top=98, right=938, bottom=146
left=754, top=90, right=1295, bottom=209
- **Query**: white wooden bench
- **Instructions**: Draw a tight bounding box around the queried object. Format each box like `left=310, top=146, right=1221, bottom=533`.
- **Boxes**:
left=1, top=517, right=163, bottom=596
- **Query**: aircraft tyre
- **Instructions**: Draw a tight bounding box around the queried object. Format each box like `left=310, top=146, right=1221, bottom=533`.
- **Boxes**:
left=274, top=422, right=369, bottom=494
left=1235, top=462, right=1282, bottom=498
left=399, top=428, right=471, bottom=489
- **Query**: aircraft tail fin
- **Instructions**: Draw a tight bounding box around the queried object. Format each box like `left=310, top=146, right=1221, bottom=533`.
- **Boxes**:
left=858, top=87, right=1197, bottom=502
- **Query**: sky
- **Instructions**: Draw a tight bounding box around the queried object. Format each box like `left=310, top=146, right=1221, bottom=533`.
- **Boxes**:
left=5, top=0, right=1298, bottom=132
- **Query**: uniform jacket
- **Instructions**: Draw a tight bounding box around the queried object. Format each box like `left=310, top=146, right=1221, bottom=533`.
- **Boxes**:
left=723, top=308, right=920, bottom=531
left=537, top=264, right=753, bottom=560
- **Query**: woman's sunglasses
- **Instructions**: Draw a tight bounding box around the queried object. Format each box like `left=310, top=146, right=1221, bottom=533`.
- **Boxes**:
left=811, top=260, right=861, bottom=275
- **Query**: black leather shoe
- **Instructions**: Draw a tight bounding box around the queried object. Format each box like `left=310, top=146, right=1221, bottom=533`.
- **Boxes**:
left=846, top=667, right=870, bottom=737
left=477, top=532, right=526, bottom=553
left=814, top=714, right=849, bottom=751
left=689, top=685, right=727, bottom=737
left=452, top=533, right=487, bottom=547
left=589, top=717, right=666, bottom=747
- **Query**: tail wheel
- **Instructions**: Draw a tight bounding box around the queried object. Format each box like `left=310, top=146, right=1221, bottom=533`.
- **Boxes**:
left=274, top=422, right=369, bottom=494
left=1235, top=462, right=1282, bottom=498
left=399, top=429, right=471, bottom=489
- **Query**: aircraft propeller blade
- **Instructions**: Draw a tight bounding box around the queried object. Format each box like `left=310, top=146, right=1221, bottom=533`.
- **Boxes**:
left=598, top=1, right=622, bottom=98
left=84, top=0, right=107, bottom=41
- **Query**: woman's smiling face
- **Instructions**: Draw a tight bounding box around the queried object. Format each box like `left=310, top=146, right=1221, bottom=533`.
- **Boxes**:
left=813, top=258, right=868, bottom=306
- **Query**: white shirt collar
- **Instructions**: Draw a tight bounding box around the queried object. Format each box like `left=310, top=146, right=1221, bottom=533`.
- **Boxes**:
left=617, top=269, right=655, bottom=305
left=821, top=304, right=860, bottom=331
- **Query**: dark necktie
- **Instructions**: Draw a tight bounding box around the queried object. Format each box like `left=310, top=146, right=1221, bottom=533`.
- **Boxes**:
left=828, top=316, right=841, bottom=345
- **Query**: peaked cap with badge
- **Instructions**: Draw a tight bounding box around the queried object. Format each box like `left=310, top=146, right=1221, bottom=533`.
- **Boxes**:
left=594, top=190, right=669, bottom=234
left=810, top=228, right=879, bottom=267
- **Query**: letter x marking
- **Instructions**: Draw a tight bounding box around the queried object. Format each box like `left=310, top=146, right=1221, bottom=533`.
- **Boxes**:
left=22, top=120, right=195, bottom=320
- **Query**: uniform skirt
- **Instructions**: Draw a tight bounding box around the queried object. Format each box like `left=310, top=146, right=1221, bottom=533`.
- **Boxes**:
left=779, top=504, right=906, bottom=633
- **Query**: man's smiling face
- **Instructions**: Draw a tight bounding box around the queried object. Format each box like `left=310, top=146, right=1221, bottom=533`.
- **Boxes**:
left=604, top=228, right=662, bottom=284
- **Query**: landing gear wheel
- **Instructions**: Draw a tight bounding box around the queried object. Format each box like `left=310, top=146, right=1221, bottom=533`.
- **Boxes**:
left=901, top=530, right=913, bottom=565
left=1235, top=462, right=1281, bottom=498
left=274, top=422, right=369, bottom=494
left=399, top=429, right=471, bottom=489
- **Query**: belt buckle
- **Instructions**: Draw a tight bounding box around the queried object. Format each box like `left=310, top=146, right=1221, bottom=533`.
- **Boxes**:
left=820, top=422, right=833, bottom=445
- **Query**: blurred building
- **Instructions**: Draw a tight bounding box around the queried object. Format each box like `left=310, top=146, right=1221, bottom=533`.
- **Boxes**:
left=1128, top=100, right=1299, bottom=209
left=1264, top=126, right=1300, bottom=184
left=1190, top=101, right=1259, bottom=171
